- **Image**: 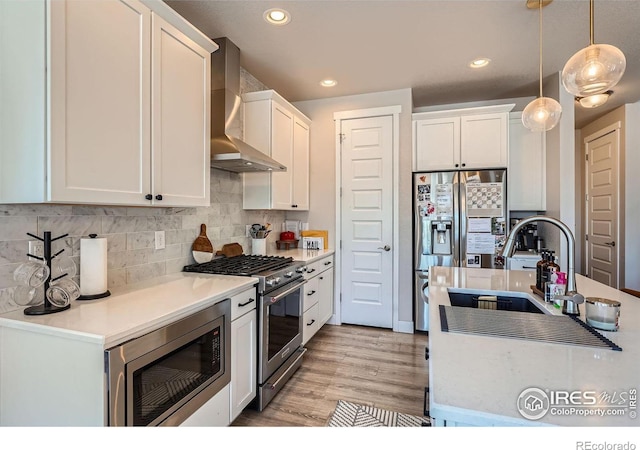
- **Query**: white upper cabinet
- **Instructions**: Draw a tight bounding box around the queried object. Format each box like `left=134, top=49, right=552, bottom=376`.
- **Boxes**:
left=413, top=104, right=514, bottom=172
left=508, top=112, right=546, bottom=211
left=0, top=0, right=216, bottom=206
left=150, top=12, right=213, bottom=207
left=242, top=90, right=311, bottom=211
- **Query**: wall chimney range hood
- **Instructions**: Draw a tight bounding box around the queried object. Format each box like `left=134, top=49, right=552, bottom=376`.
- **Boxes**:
left=210, top=37, right=286, bottom=173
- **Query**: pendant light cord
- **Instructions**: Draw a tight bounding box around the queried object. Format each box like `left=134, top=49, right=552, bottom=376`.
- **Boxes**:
left=538, top=0, right=543, bottom=98
left=590, top=0, right=594, bottom=45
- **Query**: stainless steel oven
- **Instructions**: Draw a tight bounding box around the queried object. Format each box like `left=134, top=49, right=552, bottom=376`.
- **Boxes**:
left=105, top=299, right=231, bottom=426
left=182, top=254, right=307, bottom=412
left=257, top=276, right=307, bottom=411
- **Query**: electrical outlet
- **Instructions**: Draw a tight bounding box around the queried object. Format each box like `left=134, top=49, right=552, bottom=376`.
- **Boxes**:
left=155, top=231, right=165, bottom=250
left=28, top=241, right=44, bottom=261
left=246, top=225, right=251, bottom=237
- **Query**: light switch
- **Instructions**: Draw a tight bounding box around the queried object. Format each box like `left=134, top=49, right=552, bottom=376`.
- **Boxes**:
left=155, top=231, right=165, bottom=250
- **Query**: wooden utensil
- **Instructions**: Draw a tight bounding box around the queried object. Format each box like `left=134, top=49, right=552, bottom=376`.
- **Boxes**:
left=192, top=224, right=214, bottom=263
left=216, top=242, right=244, bottom=258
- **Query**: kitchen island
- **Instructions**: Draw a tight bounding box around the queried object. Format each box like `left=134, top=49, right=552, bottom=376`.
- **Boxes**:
left=428, top=266, right=639, bottom=427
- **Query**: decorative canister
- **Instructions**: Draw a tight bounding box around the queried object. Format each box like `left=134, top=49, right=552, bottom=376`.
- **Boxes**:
left=585, top=297, right=621, bottom=331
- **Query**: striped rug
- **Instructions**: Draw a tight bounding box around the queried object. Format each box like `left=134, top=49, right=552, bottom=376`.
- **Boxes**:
left=327, top=400, right=430, bottom=427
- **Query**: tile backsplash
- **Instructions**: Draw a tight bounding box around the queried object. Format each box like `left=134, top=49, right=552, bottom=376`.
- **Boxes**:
left=0, top=68, right=284, bottom=314
left=0, top=170, right=285, bottom=314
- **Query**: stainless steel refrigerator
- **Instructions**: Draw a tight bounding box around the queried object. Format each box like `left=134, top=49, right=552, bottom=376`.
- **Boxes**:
left=413, top=169, right=508, bottom=331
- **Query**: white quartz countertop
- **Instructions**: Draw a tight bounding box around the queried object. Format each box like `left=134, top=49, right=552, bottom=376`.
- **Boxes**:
left=0, top=273, right=257, bottom=349
left=428, top=266, right=640, bottom=426
left=268, top=248, right=335, bottom=263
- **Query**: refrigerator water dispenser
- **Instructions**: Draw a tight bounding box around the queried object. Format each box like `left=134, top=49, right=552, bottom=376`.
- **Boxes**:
left=431, top=220, right=452, bottom=255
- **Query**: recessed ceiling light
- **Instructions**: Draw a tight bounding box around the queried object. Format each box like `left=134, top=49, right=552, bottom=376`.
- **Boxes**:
left=320, top=79, right=337, bottom=87
left=469, top=58, right=491, bottom=69
left=264, top=8, right=290, bottom=26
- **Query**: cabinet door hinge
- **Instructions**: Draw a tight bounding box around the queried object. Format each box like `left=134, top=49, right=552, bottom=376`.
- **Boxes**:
left=340, top=239, right=342, bottom=249
left=340, top=187, right=343, bottom=197
left=586, top=153, right=589, bottom=161
left=586, top=234, right=589, bottom=241
left=339, top=133, right=345, bottom=143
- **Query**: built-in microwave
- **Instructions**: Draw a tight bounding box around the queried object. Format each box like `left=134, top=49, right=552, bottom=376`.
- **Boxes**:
left=105, top=299, right=231, bottom=426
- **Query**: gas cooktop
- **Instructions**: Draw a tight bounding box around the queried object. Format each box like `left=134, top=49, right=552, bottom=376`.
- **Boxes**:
left=183, top=255, right=294, bottom=277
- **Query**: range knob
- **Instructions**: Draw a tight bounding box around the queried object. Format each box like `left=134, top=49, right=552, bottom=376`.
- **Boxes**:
left=296, top=266, right=307, bottom=274
left=266, top=279, right=275, bottom=287
left=274, top=277, right=281, bottom=285
left=284, top=271, right=294, bottom=278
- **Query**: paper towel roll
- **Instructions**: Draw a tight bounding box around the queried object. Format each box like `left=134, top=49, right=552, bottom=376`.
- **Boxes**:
left=80, top=235, right=109, bottom=298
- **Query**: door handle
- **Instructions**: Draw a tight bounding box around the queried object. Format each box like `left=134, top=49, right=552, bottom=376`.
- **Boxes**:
left=378, top=245, right=391, bottom=251
left=604, top=241, right=616, bottom=247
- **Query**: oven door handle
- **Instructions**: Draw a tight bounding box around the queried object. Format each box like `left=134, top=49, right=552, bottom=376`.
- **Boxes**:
left=265, top=279, right=307, bottom=304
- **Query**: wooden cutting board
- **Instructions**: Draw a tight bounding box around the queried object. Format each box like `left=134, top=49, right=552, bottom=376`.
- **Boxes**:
left=216, top=242, right=244, bottom=257
left=192, top=224, right=214, bottom=263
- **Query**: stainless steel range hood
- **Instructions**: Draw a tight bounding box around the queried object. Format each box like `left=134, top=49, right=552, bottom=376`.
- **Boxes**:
left=210, top=37, right=286, bottom=172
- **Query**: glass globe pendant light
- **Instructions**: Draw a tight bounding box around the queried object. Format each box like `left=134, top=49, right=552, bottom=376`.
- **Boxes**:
left=561, top=0, right=626, bottom=97
left=522, top=0, right=562, bottom=132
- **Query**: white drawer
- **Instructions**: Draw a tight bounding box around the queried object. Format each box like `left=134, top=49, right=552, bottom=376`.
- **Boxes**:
left=508, top=258, right=538, bottom=271
left=231, top=287, right=257, bottom=321
left=303, top=255, right=334, bottom=280
left=302, top=303, right=319, bottom=345
left=303, top=276, right=319, bottom=311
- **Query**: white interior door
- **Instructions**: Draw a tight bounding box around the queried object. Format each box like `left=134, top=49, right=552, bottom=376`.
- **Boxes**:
left=340, top=115, right=393, bottom=328
left=586, top=128, right=619, bottom=288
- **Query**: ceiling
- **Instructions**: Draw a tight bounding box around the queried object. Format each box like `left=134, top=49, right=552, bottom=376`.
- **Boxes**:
left=166, top=0, right=640, bottom=128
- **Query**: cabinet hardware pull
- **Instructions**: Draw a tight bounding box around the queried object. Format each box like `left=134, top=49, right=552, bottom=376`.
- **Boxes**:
left=604, top=241, right=616, bottom=247
left=292, top=204, right=298, bottom=208
left=461, top=163, right=466, bottom=167
left=307, top=268, right=315, bottom=273
left=307, top=319, right=315, bottom=326
left=307, top=290, right=316, bottom=296
left=145, top=194, right=152, bottom=200
left=324, top=261, right=331, bottom=265
left=238, top=298, right=255, bottom=307
left=155, top=194, right=163, bottom=201
left=454, top=164, right=459, bottom=168
left=319, top=277, right=323, bottom=280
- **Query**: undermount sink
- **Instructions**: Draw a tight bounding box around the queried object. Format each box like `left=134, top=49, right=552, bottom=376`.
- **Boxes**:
left=448, top=291, right=545, bottom=314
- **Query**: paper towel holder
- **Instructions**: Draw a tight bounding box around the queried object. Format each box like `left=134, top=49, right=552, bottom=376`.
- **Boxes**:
left=78, top=234, right=111, bottom=301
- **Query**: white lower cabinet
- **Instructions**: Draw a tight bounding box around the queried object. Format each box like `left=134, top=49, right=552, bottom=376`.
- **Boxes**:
left=179, top=384, right=230, bottom=427
left=301, top=254, right=334, bottom=345
left=317, top=269, right=334, bottom=325
left=230, top=290, right=257, bottom=423
left=302, top=303, right=320, bottom=345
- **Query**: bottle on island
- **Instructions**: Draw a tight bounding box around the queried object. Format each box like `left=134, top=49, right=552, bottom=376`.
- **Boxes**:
left=542, top=252, right=560, bottom=301
left=536, top=250, right=549, bottom=291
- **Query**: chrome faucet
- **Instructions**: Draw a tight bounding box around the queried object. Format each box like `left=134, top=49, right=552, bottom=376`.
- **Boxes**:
left=500, top=215, right=584, bottom=315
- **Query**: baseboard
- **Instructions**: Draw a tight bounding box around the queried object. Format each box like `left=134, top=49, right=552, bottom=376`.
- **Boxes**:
left=395, top=320, right=414, bottom=334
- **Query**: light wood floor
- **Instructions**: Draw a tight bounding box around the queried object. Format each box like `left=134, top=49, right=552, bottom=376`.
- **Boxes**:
left=231, top=323, right=430, bottom=426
